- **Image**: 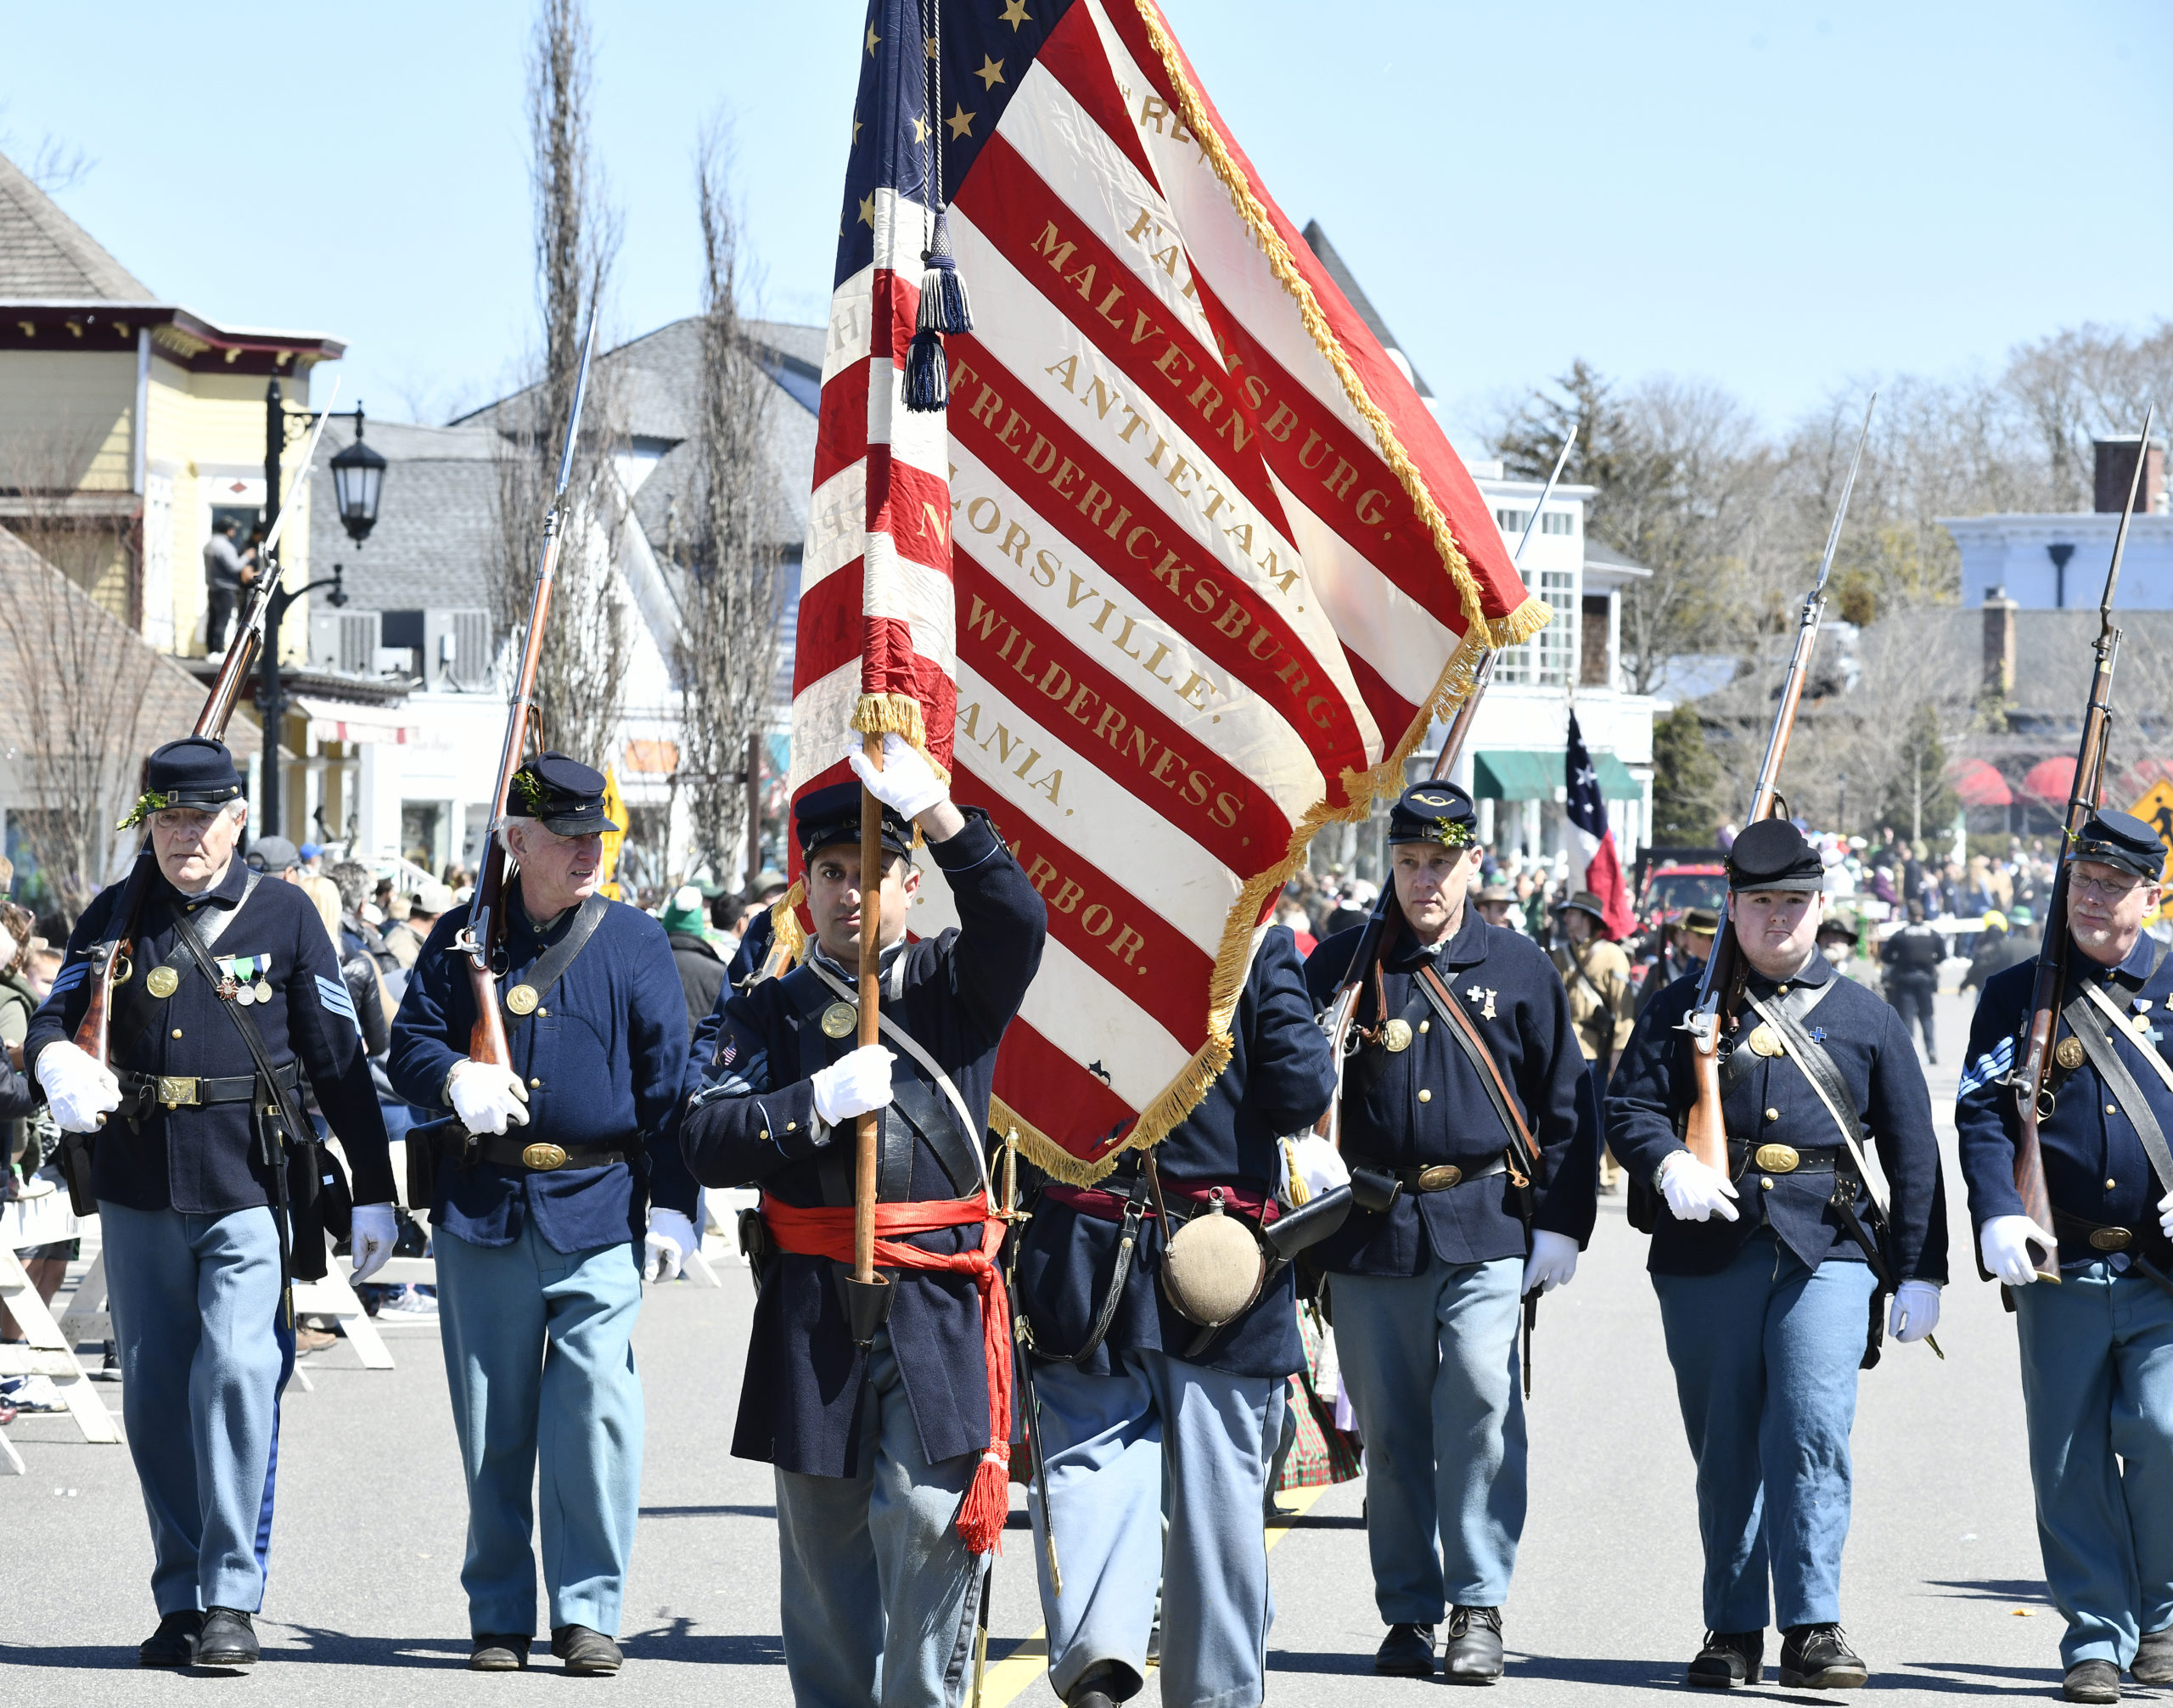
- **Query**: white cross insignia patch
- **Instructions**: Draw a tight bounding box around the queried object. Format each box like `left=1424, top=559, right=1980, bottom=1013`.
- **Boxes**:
left=1466, top=985, right=1498, bottom=1020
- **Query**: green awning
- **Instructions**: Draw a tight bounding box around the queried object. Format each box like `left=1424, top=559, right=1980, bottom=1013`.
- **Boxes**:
left=1473, top=750, right=1641, bottom=801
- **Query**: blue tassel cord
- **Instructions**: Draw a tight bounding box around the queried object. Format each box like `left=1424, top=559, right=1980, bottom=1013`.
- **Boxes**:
left=918, top=250, right=974, bottom=335
left=902, top=327, right=949, bottom=413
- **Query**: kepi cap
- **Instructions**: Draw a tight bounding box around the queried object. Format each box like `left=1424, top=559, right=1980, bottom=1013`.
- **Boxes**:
left=2073, top=809, right=2166, bottom=883
left=1726, top=818, right=1826, bottom=893
left=121, top=737, right=245, bottom=827
left=795, top=780, right=914, bottom=862
left=507, top=751, right=620, bottom=836
left=1386, top=782, right=1476, bottom=851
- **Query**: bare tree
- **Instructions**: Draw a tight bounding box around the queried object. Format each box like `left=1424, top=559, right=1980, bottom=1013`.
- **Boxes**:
left=674, top=120, right=787, bottom=888
left=487, top=0, right=629, bottom=772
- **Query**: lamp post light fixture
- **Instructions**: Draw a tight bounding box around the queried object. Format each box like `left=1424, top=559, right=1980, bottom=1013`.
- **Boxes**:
left=328, top=404, right=388, bottom=546
left=257, top=379, right=382, bottom=841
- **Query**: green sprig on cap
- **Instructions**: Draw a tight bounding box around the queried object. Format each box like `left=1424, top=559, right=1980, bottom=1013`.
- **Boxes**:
left=115, top=789, right=177, bottom=830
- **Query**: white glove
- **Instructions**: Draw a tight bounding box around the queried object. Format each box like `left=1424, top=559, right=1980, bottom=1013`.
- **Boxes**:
left=1523, top=1228, right=1580, bottom=1295
left=448, top=1060, right=531, bottom=1135
left=1980, top=1214, right=2058, bottom=1287
left=1278, top=1135, right=1350, bottom=1206
left=1659, top=1150, right=1740, bottom=1223
left=644, top=1207, right=697, bottom=1283
left=2159, top=1187, right=2173, bottom=1241
left=847, top=732, right=947, bottom=820
left=1889, top=1278, right=1941, bottom=1343
left=811, top=1045, right=896, bottom=1126
left=348, top=1203, right=396, bottom=1284
left=35, top=1041, right=121, bottom=1133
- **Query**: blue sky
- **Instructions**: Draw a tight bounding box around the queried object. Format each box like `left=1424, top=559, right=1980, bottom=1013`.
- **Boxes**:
left=6, top=1, right=2168, bottom=440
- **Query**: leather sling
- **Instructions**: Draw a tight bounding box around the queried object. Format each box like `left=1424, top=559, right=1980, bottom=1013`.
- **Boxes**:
left=1412, top=964, right=1541, bottom=1194
left=498, top=892, right=610, bottom=1035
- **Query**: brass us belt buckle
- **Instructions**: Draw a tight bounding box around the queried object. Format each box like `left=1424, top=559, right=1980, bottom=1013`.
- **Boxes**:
left=521, top=1142, right=568, bottom=1171
left=157, top=1076, right=199, bottom=1108
left=1417, top=1164, right=1463, bottom=1191
left=1754, top=1143, right=1800, bottom=1173
left=2089, top=1226, right=2132, bottom=1252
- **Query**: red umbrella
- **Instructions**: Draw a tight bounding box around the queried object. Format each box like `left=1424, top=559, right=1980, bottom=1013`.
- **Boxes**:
left=1950, top=758, right=2012, bottom=808
left=2023, top=756, right=2076, bottom=803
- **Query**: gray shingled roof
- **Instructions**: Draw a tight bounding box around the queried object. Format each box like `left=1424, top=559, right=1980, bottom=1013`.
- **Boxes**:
left=1300, top=220, right=1432, bottom=399
left=306, top=419, right=501, bottom=614
left=0, top=150, right=154, bottom=301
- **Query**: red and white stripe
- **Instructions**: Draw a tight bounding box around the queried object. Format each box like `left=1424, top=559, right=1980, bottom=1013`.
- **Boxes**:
left=795, top=0, right=1542, bottom=1172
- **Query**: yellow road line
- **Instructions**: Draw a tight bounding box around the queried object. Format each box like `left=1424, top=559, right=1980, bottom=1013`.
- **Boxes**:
left=977, top=1481, right=1336, bottom=1708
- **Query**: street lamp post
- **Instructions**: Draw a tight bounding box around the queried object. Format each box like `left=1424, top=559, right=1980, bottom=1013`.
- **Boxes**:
left=255, top=382, right=383, bottom=840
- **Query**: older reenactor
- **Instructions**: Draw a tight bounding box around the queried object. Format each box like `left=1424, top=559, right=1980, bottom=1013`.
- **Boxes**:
left=28, top=737, right=397, bottom=1668
left=1303, top=782, right=1592, bottom=1681
left=680, top=737, right=1045, bottom=1708
left=1011, top=930, right=1337, bottom=1708
left=1957, top=810, right=2173, bottom=1705
left=1609, top=818, right=1946, bottom=1690
left=389, top=752, right=699, bottom=1677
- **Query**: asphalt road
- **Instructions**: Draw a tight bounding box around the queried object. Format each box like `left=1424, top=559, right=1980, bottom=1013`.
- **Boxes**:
left=0, top=986, right=2120, bottom=1704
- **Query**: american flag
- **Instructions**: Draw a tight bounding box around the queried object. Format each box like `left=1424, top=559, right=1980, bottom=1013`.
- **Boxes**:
left=1564, top=710, right=1633, bottom=938
left=793, top=0, right=1547, bottom=1178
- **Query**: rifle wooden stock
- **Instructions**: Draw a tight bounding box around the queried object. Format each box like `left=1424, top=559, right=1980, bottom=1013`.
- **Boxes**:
left=1680, top=1021, right=1730, bottom=1172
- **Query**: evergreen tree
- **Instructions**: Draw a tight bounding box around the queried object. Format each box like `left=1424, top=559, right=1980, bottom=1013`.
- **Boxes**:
left=1652, top=704, right=1723, bottom=844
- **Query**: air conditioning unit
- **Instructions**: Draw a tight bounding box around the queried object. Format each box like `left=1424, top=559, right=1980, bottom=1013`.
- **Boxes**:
left=308, top=609, right=380, bottom=675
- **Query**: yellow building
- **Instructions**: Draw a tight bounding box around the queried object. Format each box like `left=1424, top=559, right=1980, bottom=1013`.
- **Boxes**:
left=0, top=149, right=341, bottom=660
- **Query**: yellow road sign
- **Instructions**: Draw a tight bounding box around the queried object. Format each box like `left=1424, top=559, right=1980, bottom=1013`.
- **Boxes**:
left=2129, top=778, right=2173, bottom=921
left=598, top=767, right=628, bottom=902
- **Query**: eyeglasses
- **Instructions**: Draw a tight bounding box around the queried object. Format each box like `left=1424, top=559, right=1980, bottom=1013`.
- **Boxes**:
left=2069, top=872, right=2151, bottom=903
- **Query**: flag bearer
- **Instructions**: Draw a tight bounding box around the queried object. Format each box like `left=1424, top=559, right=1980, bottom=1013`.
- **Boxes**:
left=1609, top=817, right=1946, bottom=1691
left=680, top=735, right=1046, bottom=1708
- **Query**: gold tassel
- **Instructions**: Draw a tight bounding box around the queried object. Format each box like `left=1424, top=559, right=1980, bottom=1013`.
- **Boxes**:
left=851, top=692, right=953, bottom=784
left=767, top=879, right=809, bottom=969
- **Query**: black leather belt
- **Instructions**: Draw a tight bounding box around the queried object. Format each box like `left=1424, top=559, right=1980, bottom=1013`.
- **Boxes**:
left=120, top=1059, right=300, bottom=1110
left=1729, top=1140, right=1845, bottom=1177
left=2052, top=1205, right=2173, bottom=1262
left=1347, top=1155, right=1508, bottom=1194
left=472, top=1135, right=629, bottom=1172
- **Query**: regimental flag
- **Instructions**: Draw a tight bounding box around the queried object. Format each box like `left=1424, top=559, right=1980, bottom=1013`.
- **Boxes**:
left=1564, top=711, right=1633, bottom=940
left=791, top=0, right=1547, bottom=1181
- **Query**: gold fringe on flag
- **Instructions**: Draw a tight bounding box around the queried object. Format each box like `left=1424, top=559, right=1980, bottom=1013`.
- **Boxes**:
left=1130, top=0, right=1529, bottom=651
left=851, top=691, right=954, bottom=784
left=766, top=878, right=810, bottom=969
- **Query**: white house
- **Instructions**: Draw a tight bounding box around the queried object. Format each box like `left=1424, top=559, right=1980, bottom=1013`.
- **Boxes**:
left=1943, top=435, right=2171, bottom=610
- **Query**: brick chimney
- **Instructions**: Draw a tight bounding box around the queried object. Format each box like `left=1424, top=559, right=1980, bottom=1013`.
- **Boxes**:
left=2095, top=435, right=2167, bottom=514
left=1983, top=586, right=2017, bottom=699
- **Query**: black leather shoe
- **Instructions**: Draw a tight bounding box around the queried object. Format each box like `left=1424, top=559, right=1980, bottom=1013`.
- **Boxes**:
left=551, top=1624, right=623, bottom=1675
left=1687, top=1630, right=1764, bottom=1688
left=470, top=1633, right=531, bottom=1671
left=1444, top=1606, right=1505, bottom=1683
left=195, top=1607, right=258, bottom=1668
left=1375, top=1622, right=1436, bottom=1677
left=2064, top=1659, right=2121, bottom=1704
left=2134, top=1625, right=2173, bottom=1685
left=1778, top=1624, right=1867, bottom=1690
left=138, top=1610, right=204, bottom=1667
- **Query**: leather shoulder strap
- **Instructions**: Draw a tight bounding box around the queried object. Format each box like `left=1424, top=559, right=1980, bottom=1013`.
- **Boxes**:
left=2074, top=980, right=2173, bottom=1198
left=1412, top=963, right=1541, bottom=1187
left=502, top=892, right=610, bottom=1033
left=1745, top=983, right=1888, bottom=1216
left=169, top=895, right=305, bottom=1143
left=110, top=874, right=260, bottom=1069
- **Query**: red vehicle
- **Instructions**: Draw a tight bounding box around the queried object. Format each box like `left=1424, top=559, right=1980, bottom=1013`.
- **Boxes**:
left=1633, top=846, right=1729, bottom=930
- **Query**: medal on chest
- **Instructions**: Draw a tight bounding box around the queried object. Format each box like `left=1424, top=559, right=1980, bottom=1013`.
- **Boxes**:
left=218, top=952, right=272, bottom=1005
left=820, top=1001, right=857, bottom=1039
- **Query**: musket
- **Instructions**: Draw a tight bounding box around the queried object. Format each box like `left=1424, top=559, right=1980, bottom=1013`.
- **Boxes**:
left=1314, top=430, right=1578, bottom=1146
left=2002, top=403, right=2158, bottom=1282
left=68, top=381, right=344, bottom=1080
left=1676, top=395, right=1876, bottom=1173
left=451, top=317, right=599, bottom=1082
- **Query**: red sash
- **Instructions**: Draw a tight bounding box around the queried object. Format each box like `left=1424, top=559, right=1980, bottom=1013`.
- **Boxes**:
left=762, top=1195, right=1011, bottom=1553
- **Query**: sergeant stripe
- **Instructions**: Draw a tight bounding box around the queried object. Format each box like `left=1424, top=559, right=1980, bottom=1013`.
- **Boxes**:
left=1958, top=1035, right=2015, bottom=1098
left=315, top=974, right=358, bottom=1025
left=47, top=964, right=87, bottom=995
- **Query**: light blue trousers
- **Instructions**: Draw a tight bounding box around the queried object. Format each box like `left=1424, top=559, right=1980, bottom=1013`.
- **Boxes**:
left=1331, top=1255, right=1526, bottom=1622
left=2014, top=1260, right=2173, bottom=1669
left=434, top=1224, right=644, bottom=1638
left=774, top=1327, right=985, bottom=1708
left=98, top=1200, right=292, bottom=1615
left=1027, top=1350, right=1283, bottom=1708
left=1652, top=1233, right=1876, bottom=1632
